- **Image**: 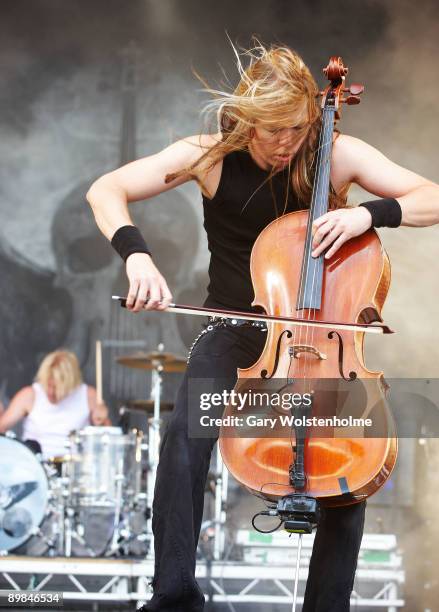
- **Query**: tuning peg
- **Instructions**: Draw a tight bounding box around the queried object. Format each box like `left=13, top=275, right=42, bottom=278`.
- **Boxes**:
left=344, top=83, right=364, bottom=95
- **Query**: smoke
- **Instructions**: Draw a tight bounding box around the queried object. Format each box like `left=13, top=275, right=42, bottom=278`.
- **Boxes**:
left=0, top=3, right=438, bottom=608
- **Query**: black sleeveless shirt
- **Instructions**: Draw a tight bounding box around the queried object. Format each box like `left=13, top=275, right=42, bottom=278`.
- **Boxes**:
left=202, top=149, right=304, bottom=311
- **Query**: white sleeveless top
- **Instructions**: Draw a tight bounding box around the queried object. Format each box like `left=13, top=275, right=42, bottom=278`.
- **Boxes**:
left=22, top=382, right=90, bottom=458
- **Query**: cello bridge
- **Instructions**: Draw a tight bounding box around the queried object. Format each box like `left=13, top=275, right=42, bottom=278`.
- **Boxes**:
left=289, top=345, right=327, bottom=360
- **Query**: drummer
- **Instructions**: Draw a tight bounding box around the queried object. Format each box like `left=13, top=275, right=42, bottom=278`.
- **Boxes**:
left=0, top=349, right=111, bottom=459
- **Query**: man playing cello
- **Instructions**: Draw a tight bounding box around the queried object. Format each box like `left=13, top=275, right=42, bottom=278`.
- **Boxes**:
left=87, top=43, right=439, bottom=611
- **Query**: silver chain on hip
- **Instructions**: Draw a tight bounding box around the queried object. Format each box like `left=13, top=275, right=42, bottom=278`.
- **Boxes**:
left=186, top=324, right=215, bottom=364
left=186, top=317, right=267, bottom=364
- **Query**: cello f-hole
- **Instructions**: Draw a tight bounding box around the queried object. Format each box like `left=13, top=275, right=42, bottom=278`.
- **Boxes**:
left=328, top=331, right=357, bottom=381
left=260, top=329, right=293, bottom=379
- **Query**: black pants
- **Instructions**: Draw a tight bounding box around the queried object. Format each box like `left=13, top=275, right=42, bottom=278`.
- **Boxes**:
left=142, top=323, right=366, bottom=612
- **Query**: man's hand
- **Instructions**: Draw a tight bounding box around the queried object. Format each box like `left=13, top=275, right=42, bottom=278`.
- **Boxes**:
left=88, top=387, right=111, bottom=426
left=92, top=404, right=110, bottom=426
left=125, top=253, right=173, bottom=313
left=311, top=206, right=373, bottom=259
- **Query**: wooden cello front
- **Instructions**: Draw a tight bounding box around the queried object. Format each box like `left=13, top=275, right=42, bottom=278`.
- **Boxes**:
left=219, top=57, right=397, bottom=509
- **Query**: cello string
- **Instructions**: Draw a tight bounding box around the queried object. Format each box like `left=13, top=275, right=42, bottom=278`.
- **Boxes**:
left=304, top=105, right=334, bottom=434
left=293, top=107, right=328, bottom=369
left=288, top=111, right=324, bottom=439
left=307, top=108, right=334, bottom=370
left=307, top=106, right=334, bottom=350
left=289, top=107, right=329, bottom=465
left=291, top=104, right=334, bottom=487
left=298, top=107, right=332, bottom=383
left=304, top=107, right=333, bottom=364
left=305, top=106, right=335, bottom=491
left=287, top=106, right=329, bottom=466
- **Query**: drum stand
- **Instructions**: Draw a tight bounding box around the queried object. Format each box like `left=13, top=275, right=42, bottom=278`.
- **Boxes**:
left=142, top=348, right=230, bottom=561
left=213, top=445, right=229, bottom=560
left=64, top=508, right=97, bottom=558
left=116, top=343, right=187, bottom=559
left=108, top=473, right=126, bottom=554
left=145, top=351, right=164, bottom=556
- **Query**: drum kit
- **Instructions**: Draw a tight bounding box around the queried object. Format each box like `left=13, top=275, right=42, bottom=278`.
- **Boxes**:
left=0, top=346, right=208, bottom=559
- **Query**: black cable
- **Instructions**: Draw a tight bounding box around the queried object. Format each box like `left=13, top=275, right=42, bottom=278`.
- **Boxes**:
left=251, top=511, right=283, bottom=534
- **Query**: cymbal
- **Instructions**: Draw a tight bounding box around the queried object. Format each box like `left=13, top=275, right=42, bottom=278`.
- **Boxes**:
left=121, top=400, right=174, bottom=414
left=117, top=351, right=187, bottom=373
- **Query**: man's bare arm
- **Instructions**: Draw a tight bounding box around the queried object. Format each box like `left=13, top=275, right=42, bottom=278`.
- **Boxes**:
left=312, top=135, right=439, bottom=258
left=86, top=135, right=218, bottom=239
left=331, top=134, right=439, bottom=226
left=0, top=387, right=34, bottom=433
left=86, top=134, right=219, bottom=312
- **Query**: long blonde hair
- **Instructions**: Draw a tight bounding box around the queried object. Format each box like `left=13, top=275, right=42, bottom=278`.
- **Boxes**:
left=166, top=41, right=347, bottom=208
left=35, top=349, right=82, bottom=403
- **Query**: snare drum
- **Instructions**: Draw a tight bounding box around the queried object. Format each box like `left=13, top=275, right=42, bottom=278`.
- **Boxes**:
left=67, top=426, right=142, bottom=507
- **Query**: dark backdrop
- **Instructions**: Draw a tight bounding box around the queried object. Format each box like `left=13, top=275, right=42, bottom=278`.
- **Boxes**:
left=1, top=0, right=438, bottom=403
left=1, top=3, right=439, bottom=608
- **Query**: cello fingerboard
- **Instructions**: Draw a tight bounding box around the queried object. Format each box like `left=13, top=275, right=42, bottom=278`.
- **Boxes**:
left=297, top=105, right=335, bottom=311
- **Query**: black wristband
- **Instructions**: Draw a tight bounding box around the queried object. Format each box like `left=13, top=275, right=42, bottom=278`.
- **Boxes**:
left=359, top=198, right=402, bottom=228
left=110, top=225, right=152, bottom=262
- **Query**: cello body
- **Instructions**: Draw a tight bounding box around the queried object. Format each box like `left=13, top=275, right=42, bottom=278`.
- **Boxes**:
left=219, top=210, right=397, bottom=506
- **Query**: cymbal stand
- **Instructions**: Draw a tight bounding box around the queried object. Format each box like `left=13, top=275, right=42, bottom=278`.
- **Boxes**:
left=146, top=345, right=165, bottom=554
left=64, top=507, right=74, bottom=557
left=213, top=445, right=229, bottom=560
left=54, top=474, right=69, bottom=556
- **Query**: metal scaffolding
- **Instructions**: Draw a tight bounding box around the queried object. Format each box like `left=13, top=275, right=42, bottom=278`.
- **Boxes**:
left=0, top=532, right=405, bottom=610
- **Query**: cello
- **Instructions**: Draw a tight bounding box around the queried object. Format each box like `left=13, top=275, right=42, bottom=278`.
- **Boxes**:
left=218, top=56, right=397, bottom=526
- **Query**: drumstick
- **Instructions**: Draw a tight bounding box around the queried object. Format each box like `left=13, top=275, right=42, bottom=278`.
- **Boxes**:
left=96, top=340, right=103, bottom=405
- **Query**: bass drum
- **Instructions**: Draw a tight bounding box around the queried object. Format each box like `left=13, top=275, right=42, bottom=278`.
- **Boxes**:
left=0, top=436, right=49, bottom=552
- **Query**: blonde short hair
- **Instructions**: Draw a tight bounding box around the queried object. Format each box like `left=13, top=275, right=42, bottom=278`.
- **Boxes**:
left=35, top=349, right=82, bottom=403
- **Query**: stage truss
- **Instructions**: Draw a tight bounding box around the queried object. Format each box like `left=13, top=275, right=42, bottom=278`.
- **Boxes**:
left=0, top=533, right=405, bottom=611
